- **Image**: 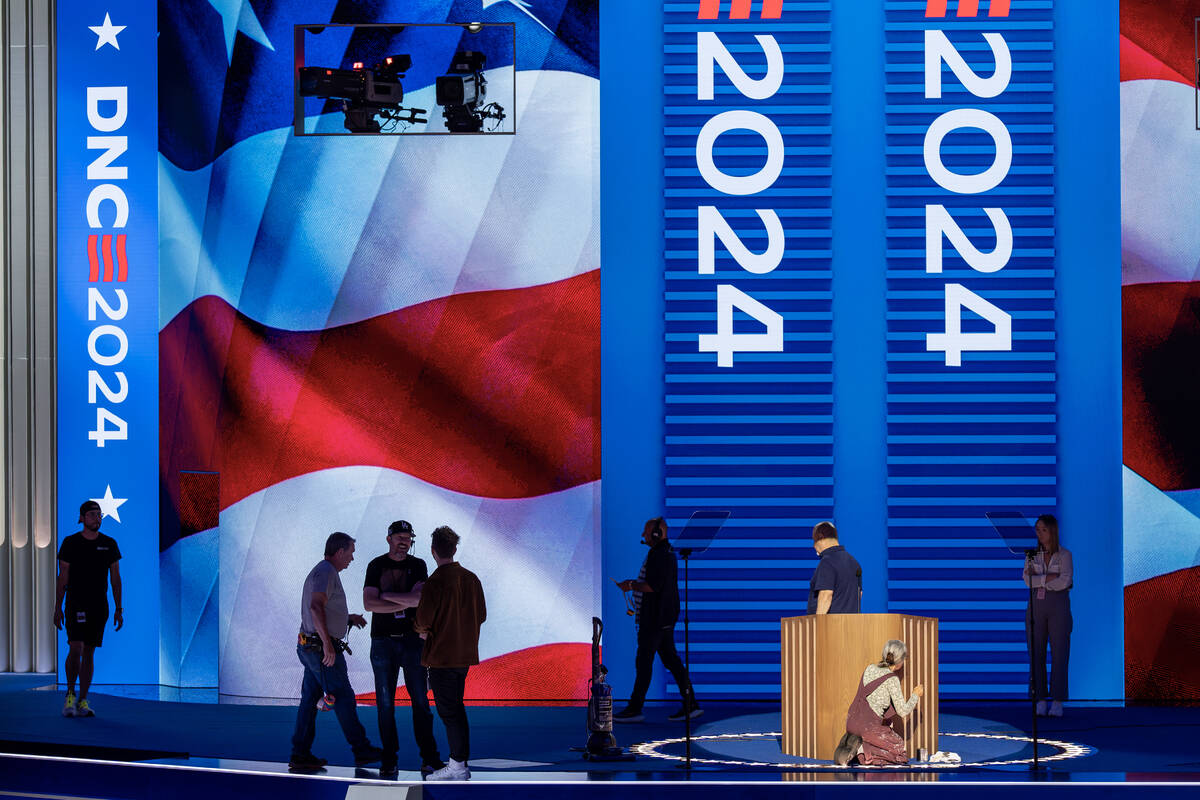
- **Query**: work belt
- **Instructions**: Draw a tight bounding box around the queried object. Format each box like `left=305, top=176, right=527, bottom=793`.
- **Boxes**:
left=298, top=632, right=352, bottom=656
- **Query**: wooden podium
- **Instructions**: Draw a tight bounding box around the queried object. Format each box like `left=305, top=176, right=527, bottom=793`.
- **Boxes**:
left=781, top=613, right=938, bottom=760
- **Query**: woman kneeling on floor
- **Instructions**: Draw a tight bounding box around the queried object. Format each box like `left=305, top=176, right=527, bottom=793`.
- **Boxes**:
left=834, top=639, right=924, bottom=766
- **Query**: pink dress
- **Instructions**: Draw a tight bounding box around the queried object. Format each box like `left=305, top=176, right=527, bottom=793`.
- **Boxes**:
left=844, top=669, right=911, bottom=766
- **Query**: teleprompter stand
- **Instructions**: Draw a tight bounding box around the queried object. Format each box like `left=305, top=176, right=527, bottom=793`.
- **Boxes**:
left=672, top=510, right=730, bottom=771
left=986, top=510, right=1045, bottom=772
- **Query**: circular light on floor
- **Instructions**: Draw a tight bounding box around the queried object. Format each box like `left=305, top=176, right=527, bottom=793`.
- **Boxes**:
left=630, top=730, right=1093, bottom=769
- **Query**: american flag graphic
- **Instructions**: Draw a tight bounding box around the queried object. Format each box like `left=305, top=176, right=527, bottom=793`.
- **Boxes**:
left=158, top=0, right=599, bottom=700
left=1120, top=0, right=1200, bottom=701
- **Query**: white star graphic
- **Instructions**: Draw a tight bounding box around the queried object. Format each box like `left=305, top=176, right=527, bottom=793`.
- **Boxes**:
left=91, top=485, right=128, bottom=524
left=482, top=0, right=555, bottom=35
left=207, top=0, right=274, bottom=64
left=89, top=13, right=126, bottom=51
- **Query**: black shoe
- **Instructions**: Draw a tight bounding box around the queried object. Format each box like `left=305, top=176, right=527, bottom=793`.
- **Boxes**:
left=613, top=706, right=644, bottom=723
left=354, top=745, right=384, bottom=766
left=421, top=759, right=447, bottom=776
left=668, top=700, right=703, bottom=721
left=833, top=732, right=862, bottom=766
left=288, top=752, right=327, bottom=773
left=379, top=759, right=399, bottom=779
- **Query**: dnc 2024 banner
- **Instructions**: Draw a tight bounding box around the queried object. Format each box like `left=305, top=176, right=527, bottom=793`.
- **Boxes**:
left=59, top=0, right=600, bottom=698
left=56, top=0, right=160, bottom=682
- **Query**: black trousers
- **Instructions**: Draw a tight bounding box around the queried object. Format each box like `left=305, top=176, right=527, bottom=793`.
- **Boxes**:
left=1027, top=590, right=1072, bottom=701
left=629, top=623, right=693, bottom=709
left=428, top=666, right=471, bottom=763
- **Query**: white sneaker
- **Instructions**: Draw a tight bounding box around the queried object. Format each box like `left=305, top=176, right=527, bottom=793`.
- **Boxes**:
left=62, top=692, right=77, bottom=717
left=426, top=758, right=470, bottom=781
left=1035, top=700, right=1047, bottom=716
left=1048, top=701, right=1064, bottom=717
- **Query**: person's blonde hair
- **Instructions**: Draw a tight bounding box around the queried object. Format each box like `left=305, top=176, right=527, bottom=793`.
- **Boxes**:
left=877, top=639, right=907, bottom=669
left=1036, top=514, right=1060, bottom=554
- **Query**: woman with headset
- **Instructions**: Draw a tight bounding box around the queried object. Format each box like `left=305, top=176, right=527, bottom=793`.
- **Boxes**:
left=612, top=517, right=701, bottom=723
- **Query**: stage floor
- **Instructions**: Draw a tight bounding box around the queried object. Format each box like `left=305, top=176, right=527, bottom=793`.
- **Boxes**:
left=1, top=675, right=1199, bottom=798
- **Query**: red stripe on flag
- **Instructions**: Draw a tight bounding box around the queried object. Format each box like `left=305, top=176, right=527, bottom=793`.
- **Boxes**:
left=116, top=234, right=128, bottom=282
left=760, top=0, right=782, bottom=18
left=1123, top=281, right=1200, bottom=492
left=729, top=0, right=751, bottom=18
left=956, top=0, right=979, bottom=17
left=925, top=0, right=948, bottom=16
left=988, top=0, right=1010, bottom=17
left=160, top=270, right=601, bottom=512
left=1126, top=567, right=1200, bottom=701
left=355, top=643, right=591, bottom=705
left=1123, top=0, right=1200, bottom=89
left=101, top=234, right=114, bottom=282
left=697, top=0, right=720, bottom=19
left=1121, top=35, right=1193, bottom=86
left=87, top=235, right=100, bottom=282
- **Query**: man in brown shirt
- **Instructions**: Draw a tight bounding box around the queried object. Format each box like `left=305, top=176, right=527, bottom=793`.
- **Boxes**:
left=414, top=526, right=486, bottom=781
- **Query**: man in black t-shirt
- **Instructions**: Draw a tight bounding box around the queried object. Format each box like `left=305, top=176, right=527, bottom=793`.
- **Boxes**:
left=613, top=517, right=701, bottom=723
left=362, top=520, right=442, bottom=778
left=807, top=521, right=862, bottom=615
left=53, top=500, right=123, bottom=718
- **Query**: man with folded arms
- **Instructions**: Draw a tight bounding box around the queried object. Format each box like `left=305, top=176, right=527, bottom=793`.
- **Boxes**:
left=363, top=520, right=443, bottom=778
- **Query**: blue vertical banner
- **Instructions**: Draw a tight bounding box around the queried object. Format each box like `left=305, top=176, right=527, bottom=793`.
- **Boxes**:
left=883, top=0, right=1056, bottom=697
left=663, top=0, right=833, bottom=698
left=56, top=0, right=158, bottom=683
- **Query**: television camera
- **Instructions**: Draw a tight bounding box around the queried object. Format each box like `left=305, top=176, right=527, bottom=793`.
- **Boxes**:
left=435, top=51, right=507, bottom=133
left=299, top=54, right=428, bottom=133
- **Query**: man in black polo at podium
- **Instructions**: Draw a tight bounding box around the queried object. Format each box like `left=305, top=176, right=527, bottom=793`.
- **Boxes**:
left=808, top=521, right=862, bottom=615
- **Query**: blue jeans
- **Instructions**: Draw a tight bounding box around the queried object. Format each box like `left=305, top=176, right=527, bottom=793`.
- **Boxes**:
left=370, top=635, right=440, bottom=765
left=291, top=643, right=372, bottom=758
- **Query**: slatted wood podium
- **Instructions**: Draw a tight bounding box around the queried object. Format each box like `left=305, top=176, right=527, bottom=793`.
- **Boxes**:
left=781, top=613, right=938, bottom=760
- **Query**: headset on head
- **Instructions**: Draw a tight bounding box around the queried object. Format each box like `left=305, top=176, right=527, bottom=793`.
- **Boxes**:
left=649, top=516, right=666, bottom=543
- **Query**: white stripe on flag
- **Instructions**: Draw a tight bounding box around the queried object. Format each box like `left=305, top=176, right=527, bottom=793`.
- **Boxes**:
left=200, top=466, right=598, bottom=699
left=1121, top=79, right=1200, bottom=287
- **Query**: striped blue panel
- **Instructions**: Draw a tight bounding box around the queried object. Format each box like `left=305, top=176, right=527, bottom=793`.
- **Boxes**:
left=663, top=0, right=833, bottom=699
left=883, top=0, right=1056, bottom=699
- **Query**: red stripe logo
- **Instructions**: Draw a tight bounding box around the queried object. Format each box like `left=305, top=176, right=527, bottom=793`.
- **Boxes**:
left=102, top=234, right=115, bottom=282
left=116, top=233, right=128, bottom=282
left=698, top=0, right=783, bottom=20
left=925, top=0, right=1010, bottom=17
left=88, top=234, right=128, bottom=282
left=88, top=235, right=100, bottom=282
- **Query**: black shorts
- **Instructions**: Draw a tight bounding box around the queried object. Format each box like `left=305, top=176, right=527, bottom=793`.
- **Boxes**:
left=65, top=605, right=108, bottom=647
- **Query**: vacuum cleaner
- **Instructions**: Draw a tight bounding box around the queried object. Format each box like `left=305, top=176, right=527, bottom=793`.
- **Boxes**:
left=582, top=617, right=633, bottom=761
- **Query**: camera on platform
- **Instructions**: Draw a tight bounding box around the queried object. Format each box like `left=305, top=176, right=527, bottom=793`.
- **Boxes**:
left=435, top=50, right=506, bottom=133
left=298, top=54, right=428, bottom=134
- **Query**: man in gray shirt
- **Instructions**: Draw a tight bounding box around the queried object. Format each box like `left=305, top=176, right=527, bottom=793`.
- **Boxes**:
left=289, top=532, right=382, bottom=772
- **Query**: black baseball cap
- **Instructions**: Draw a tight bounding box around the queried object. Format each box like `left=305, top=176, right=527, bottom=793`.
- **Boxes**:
left=388, top=520, right=414, bottom=536
left=79, top=500, right=102, bottom=520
